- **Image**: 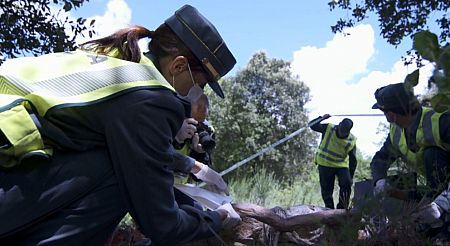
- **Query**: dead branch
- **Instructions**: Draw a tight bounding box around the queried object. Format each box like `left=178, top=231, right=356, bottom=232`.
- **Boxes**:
left=233, top=203, right=356, bottom=231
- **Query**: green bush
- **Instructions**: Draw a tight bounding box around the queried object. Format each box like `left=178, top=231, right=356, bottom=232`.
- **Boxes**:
left=228, top=166, right=322, bottom=208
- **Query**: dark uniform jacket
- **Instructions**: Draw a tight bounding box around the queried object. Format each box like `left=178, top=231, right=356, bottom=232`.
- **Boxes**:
left=0, top=88, right=222, bottom=245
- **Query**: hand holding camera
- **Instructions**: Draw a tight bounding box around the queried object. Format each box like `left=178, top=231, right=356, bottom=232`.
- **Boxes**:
left=178, top=119, right=215, bottom=154
left=175, top=118, right=198, bottom=143
left=190, top=133, right=205, bottom=153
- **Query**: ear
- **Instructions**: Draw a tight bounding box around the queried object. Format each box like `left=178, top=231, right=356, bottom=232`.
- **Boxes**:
left=168, top=56, right=188, bottom=76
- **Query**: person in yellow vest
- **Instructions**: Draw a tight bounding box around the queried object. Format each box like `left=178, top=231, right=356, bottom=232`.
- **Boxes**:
left=309, top=114, right=357, bottom=209
left=175, top=94, right=216, bottom=166
left=174, top=94, right=215, bottom=163
left=370, top=83, right=450, bottom=228
left=0, top=5, right=240, bottom=245
left=172, top=94, right=222, bottom=205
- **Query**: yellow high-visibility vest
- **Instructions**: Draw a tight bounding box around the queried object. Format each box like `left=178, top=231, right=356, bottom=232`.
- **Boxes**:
left=389, top=107, right=449, bottom=175
left=314, top=124, right=356, bottom=168
left=0, top=50, right=174, bottom=168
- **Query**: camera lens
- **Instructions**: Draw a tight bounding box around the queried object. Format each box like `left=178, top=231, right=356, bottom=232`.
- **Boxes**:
left=198, top=131, right=215, bottom=151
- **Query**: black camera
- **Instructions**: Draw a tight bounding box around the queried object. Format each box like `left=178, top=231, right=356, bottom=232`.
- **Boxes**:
left=195, top=122, right=216, bottom=153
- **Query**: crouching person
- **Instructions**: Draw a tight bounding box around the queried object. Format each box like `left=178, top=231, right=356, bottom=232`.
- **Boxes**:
left=0, top=5, right=240, bottom=245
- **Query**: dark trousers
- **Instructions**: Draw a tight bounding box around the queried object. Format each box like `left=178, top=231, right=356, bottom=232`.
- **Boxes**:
left=318, top=165, right=352, bottom=209
left=424, top=147, right=450, bottom=199
left=0, top=149, right=127, bottom=245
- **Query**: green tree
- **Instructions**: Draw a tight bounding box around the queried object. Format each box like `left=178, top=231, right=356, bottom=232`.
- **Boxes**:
left=208, top=52, right=316, bottom=182
left=328, top=0, right=450, bottom=46
left=328, top=1, right=449, bottom=108
left=0, top=0, right=95, bottom=61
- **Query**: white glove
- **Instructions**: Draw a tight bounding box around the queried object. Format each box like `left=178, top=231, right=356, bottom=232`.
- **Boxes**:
left=193, top=163, right=229, bottom=195
left=190, top=133, right=205, bottom=153
left=216, top=203, right=241, bottom=229
left=175, top=118, right=197, bottom=143
left=373, top=178, right=391, bottom=196
left=412, top=202, right=444, bottom=228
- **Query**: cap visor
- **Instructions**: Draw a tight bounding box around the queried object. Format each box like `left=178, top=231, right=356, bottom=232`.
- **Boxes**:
left=372, top=103, right=380, bottom=109
left=208, top=81, right=225, bottom=98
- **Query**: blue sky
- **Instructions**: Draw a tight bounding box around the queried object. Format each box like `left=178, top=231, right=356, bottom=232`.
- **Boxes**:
left=70, top=0, right=435, bottom=157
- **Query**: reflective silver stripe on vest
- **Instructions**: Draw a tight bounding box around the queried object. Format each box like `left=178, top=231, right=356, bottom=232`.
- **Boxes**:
left=345, top=135, right=354, bottom=151
left=321, top=127, right=347, bottom=159
left=3, top=64, right=167, bottom=97
left=422, top=109, right=437, bottom=146
left=317, top=153, right=346, bottom=164
left=322, top=126, right=334, bottom=150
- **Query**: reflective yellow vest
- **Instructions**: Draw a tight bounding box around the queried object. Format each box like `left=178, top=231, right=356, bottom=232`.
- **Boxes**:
left=0, top=50, right=174, bottom=168
left=314, top=124, right=356, bottom=168
left=389, top=107, right=449, bottom=175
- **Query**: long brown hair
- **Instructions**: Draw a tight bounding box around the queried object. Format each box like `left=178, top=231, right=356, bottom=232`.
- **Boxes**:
left=81, top=24, right=204, bottom=72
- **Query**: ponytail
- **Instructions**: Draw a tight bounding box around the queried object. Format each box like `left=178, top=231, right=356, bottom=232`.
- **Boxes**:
left=81, top=25, right=153, bottom=63
left=81, top=23, right=204, bottom=72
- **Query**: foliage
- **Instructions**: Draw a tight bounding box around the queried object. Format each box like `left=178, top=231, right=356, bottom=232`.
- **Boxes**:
left=229, top=167, right=281, bottom=206
left=353, top=149, right=372, bottom=182
left=403, top=31, right=450, bottom=112
left=0, top=0, right=95, bottom=62
left=328, top=1, right=450, bottom=99
left=228, top=150, right=372, bottom=209
left=228, top=166, right=323, bottom=208
left=328, top=0, right=450, bottom=46
left=208, top=52, right=316, bottom=182
left=117, top=213, right=136, bottom=230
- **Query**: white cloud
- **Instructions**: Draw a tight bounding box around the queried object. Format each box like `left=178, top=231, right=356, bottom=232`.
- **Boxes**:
left=75, top=0, right=132, bottom=44
left=291, top=24, right=433, bottom=157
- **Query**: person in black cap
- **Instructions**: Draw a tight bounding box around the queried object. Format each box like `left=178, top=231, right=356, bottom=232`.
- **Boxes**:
left=0, top=4, right=240, bottom=245
left=309, top=114, right=357, bottom=209
left=370, top=82, right=450, bottom=229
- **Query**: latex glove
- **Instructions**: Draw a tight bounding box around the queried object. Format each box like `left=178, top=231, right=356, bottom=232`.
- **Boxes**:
left=193, top=163, right=229, bottom=195
left=216, top=203, right=241, bottom=229
left=412, top=202, right=444, bottom=228
left=175, top=118, right=197, bottom=143
left=190, top=133, right=205, bottom=153
left=373, top=178, right=391, bottom=196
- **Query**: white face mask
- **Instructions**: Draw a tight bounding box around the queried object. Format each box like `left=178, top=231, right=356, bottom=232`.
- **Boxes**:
left=181, top=63, right=204, bottom=103
left=183, top=84, right=203, bottom=103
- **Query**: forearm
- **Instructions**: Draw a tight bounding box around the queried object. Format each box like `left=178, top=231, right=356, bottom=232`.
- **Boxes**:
left=439, top=112, right=450, bottom=147
left=348, top=147, right=357, bottom=177
left=370, top=136, right=400, bottom=183
left=308, top=116, right=324, bottom=132
left=171, top=151, right=196, bottom=173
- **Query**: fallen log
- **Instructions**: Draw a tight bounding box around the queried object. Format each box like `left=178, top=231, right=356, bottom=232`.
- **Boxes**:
left=106, top=203, right=361, bottom=246
left=188, top=203, right=360, bottom=246
left=233, top=203, right=354, bottom=231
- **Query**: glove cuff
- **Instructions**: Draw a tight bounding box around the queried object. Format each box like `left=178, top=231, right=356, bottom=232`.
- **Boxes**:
left=431, top=202, right=444, bottom=216
left=174, top=135, right=184, bottom=144
left=194, top=164, right=208, bottom=179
